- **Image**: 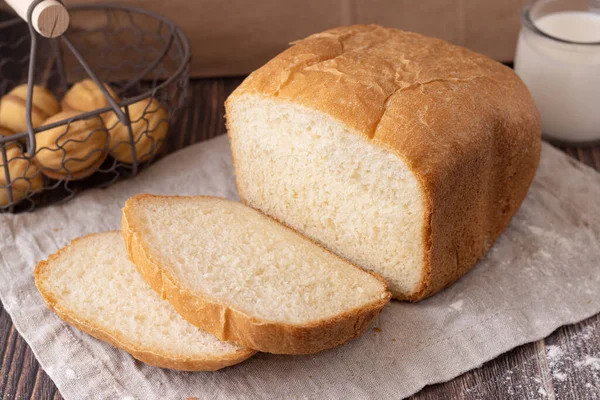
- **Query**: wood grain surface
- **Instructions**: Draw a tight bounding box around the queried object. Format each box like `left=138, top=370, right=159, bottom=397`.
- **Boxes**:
left=1, top=78, right=599, bottom=400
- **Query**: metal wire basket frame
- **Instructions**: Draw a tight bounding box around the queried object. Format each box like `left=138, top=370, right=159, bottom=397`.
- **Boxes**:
left=0, top=2, right=191, bottom=212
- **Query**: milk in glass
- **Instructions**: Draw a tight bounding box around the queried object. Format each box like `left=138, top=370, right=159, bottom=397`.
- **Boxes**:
left=515, top=11, right=600, bottom=143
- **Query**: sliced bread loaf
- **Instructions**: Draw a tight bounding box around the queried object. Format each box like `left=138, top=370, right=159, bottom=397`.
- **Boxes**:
left=34, top=231, right=255, bottom=371
left=226, top=24, right=541, bottom=301
left=122, top=195, right=391, bottom=354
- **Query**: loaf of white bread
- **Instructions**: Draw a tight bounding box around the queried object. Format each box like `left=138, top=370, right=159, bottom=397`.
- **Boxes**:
left=226, top=24, right=541, bottom=301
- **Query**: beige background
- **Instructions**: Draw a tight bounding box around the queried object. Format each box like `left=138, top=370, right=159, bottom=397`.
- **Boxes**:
left=59, top=0, right=525, bottom=77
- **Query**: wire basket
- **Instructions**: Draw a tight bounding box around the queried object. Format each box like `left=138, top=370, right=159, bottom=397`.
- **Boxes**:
left=0, top=3, right=191, bottom=212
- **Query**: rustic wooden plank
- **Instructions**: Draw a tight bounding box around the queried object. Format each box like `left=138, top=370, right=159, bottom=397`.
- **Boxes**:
left=0, top=299, right=12, bottom=367
left=0, top=310, right=20, bottom=398
left=564, top=147, right=580, bottom=162
left=576, top=147, right=596, bottom=170
left=2, top=327, right=30, bottom=398
left=545, top=314, right=600, bottom=400
left=197, top=79, right=224, bottom=143
left=1, top=78, right=599, bottom=400
left=191, top=79, right=211, bottom=143
left=167, top=84, right=192, bottom=153
left=411, top=340, right=553, bottom=399
left=591, top=147, right=600, bottom=170
left=0, top=305, right=13, bottom=398
left=31, top=363, right=61, bottom=400
left=14, top=335, right=40, bottom=399
left=209, top=80, right=222, bottom=138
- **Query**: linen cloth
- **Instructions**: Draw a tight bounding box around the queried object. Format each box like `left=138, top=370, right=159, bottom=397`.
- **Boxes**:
left=1, top=135, right=599, bottom=399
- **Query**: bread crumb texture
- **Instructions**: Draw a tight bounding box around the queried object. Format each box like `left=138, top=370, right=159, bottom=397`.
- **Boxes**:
left=35, top=231, right=254, bottom=371
left=125, top=196, right=388, bottom=324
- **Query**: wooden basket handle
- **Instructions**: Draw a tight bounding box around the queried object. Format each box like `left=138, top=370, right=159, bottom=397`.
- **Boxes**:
left=5, top=0, right=69, bottom=38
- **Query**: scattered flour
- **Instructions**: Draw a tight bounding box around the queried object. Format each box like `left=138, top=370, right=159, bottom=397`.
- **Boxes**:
left=582, top=326, right=594, bottom=340
left=546, top=345, right=563, bottom=363
left=528, top=225, right=546, bottom=236
left=547, top=345, right=569, bottom=384
left=64, top=368, right=77, bottom=379
left=457, top=333, right=598, bottom=398
left=526, top=225, right=573, bottom=252
left=545, top=341, right=600, bottom=396
left=538, top=250, right=552, bottom=259
left=575, top=355, right=600, bottom=369
left=449, top=300, right=464, bottom=312
left=553, top=372, right=567, bottom=381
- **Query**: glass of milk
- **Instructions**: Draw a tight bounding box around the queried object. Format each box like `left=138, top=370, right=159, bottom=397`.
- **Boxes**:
left=514, top=0, right=600, bottom=144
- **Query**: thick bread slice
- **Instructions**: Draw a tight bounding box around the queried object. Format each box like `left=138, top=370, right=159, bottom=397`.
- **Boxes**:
left=34, top=231, right=255, bottom=371
left=226, top=24, right=541, bottom=301
left=122, top=195, right=391, bottom=354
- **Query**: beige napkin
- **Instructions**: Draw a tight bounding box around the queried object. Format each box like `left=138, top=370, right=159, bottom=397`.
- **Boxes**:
left=1, top=135, right=599, bottom=400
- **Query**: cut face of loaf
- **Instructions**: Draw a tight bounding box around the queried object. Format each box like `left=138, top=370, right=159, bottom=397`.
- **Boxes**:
left=122, top=195, right=391, bottom=354
left=34, top=231, right=255, bottom=371
left=226, top=24, right=542, bottom=301
left=229, top=97, right=424, bottom=298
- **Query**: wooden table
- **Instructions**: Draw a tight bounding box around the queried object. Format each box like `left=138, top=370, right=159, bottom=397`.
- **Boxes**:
left=1, top=78, right=599, bottom=399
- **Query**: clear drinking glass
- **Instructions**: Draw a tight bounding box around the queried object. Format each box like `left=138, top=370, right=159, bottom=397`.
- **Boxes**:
left=514, top=0, right=600, bottom=144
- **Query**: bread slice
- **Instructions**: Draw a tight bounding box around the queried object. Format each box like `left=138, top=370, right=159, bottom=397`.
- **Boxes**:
left=34, top=231, right=255, bottom=371
left=122, top=195, right=391, bottom=354
left=226, top=24, right=541, bottom=301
